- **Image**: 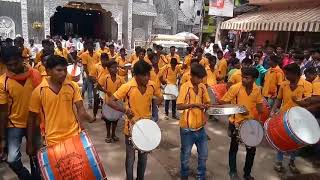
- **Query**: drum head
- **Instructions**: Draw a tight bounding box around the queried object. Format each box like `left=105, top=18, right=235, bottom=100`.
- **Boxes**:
left=287, top=107, right=320, bottom=144
left=164, top=84, right=179, bottom=100
left=67, top=65, right=81, bottom=76
left=239, top=120, right=264, bottom=147
left=102, top=103, right=124, bottom=121
left=131, top=119, right=161, bottom=152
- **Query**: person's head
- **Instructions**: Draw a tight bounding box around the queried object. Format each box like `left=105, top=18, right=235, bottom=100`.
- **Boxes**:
left=304, top=67, right=318, bottom=83
left=195, top=47, right=203, bottom=59
left=5, top=38, right=13, bottom=47
left=109, top=44, right=115, bottom=53
left=56, top=40, right=62, bottom=49
left=303, top=49, right=311, bottom=59
left=266, top=45, right=275, bottom=55
left=312, top=49, right=320, bottom=61
left=170, top=46, right=176, bottom=55
left=100, top=40, right=106, bottom=49
left=100, top=53, right=109, bottom=67
left=230, top=52, right=236, bottom=59
left=241, top=67, right=259, bottom=87
left=256, top=45, right=263, bottom=53
left=190, top=58, right=200, bottom=65
left=14, top=37, right=24, bottom=48
left=276, top=46, right=283, bottom=56
left=205, top=41, right=210, bottom=48
left=241, top=58, right=253, bottom=68
left=29, top=39, right=34, bottom=46
left=151, top=53, right=159, bottom=66
left=106, top=60, right=118, bottom=75
left=253, top=53, right=262, bottom=64
left=42, top=39, right=51, bottom=51
left=204, top=53, right=211, bottom=59
left=190, top=63, right=206, bottom=86
left=147, top=48, right=153, bottom=56
left=269, top=55, right=280, bottom=68
left=208, top=55, right=216, bottom=69
left=46, top=55, right=68, bottom=84
left=135, top=46, right=142, bottom=55
left=238, top=42, right=244, bottom=51
left=186, top=47, right=193, bottom=54
left=120, top=48, right=126, bottom=57
left=138, top=48, right=146, bottom=60
left=230, top=58, right=240, bottom=69
left=170, top=58, right=178, bottom=68
left=228, top=44, right=234, bottom=52
left=212, top=44, right=219, bottom=53
left=283, top=63, right=301, bottom=83
left=288, top=48, right=295, bottom=58
left=133, top=60, right=152, bottom=86
left=217, top=50, right=223, bottom=60
left=293, top=54, right=304, bottom=65
left=155, top=45, right=163, bottom=54
left=1, top=46, right=24, bottom=74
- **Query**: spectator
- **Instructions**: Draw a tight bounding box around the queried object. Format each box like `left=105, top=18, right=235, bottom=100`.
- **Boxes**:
left=236, top=42, right=246, bottom=62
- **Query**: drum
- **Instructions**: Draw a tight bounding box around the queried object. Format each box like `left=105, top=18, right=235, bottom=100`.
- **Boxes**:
left=252, top=98, right=270, bottom=123
left=207, top=104, right=247, bottom=116
left=238, top=120, right=264, bottom=147
left=209, top=83, right=227, bottom=103
left=37, top=131, right=107, bottom=180
left=163, top=84, right=179, bottom=100
left=67, top=64, right=81, bottom=77
left=264, top=106, right=320, bottom=152
left=131, top=119, right=161, bottom=152
left=102, top=102, right=124, bottom=121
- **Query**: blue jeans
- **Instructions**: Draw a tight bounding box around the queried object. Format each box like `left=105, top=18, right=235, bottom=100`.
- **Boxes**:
left=82, top=78, right=93, bottom=106
left=7, top=128, right=41, bottom=180
left=276, top=151, right=296, bottom=162
left=151, top=99, right=159, bottom=122
left=180, top=128, right=208, bottom=179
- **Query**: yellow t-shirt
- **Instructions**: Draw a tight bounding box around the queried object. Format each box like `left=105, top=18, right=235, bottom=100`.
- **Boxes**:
left=166, top=54, right=180, bottom=64
left=228, top=69, right=242, bottom=85
left=29, top=78, right=82, bottom=145
left=54, top=48, right=69, bottom=60
left=96, top=48, right=110, bottom=56
left=199, top=57, right=209, bottom=67
left=158, top=55, right=169, bottom=68
left=160, top=64, right=181, bottom=85
left=22, top=47, right=31, bottom=62
left=98, top=74, right=125, bottom=100
left=311, top=76, right=320, bottom=96
left=203, top=66, right=217, bottom=87
left=277, top=78, right=312, bottom=112
left=217, top=58, right=228, bottom=80
left=128, top=53, right=138, bottom=63
left=113, top=78, right=162, bottom=135
left=181, top=70, right=191, bottom=85
left=183, top=54, right=193, bottom=68
left=108, top=52, right=119, bottom=60
left=262, top=66, right=284, bottom=97
left=150, top=68, right=162, bottom=90
left=222, top=82, right=263, bottom=124
left=90, top=63, right=109, bottom=80
left=80, top=52, right=100, bottom=75
left=0, top=72, right=39, bottom=128
left=177, top=81, right=210, bottom=129
left=116, top=56, right=128, bottom=77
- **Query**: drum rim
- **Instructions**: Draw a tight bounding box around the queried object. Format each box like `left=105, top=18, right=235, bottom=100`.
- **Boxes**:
left=264, top=118, right=282, bottom=152
left=131, top=119, right=161, bottom=152
left=239, top=120, right=264, bottom=147
left=286, top=107, right=320, bottom=145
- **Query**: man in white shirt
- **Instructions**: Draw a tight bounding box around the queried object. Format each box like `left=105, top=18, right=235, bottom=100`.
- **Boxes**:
left=236, top=42, right=246, bottom=62
left=77, top=38, right=84, bottom=52
left=204, top=41, right=213, bottom=55
left=28, top=39, right=39, bottom=66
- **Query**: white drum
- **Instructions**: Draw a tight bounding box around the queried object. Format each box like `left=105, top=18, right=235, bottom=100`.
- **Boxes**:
left=67, top=64, right=81, bottom=77
left=102, top=102, right=124, bottom=121
left=163, top=84, right=179, bottom=100
left=239, top=120, right=264, bottom=147
left=131, top=119, right=161, bottom=152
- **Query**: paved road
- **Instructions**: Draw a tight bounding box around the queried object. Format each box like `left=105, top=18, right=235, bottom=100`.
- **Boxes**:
left=1, top=107, right=319, bottom=180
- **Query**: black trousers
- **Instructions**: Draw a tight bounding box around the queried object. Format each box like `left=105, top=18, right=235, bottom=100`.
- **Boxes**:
left=228, top=123, right=256, bottom=176
left=165, top=100, right=176, bottom=116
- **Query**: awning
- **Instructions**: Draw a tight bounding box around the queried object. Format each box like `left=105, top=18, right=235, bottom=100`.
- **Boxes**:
left=221, top=5, right=320, bottom=32
left=132, top=2, right=157, bottom=17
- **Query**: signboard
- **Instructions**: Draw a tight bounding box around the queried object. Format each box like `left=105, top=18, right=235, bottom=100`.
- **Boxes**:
left=209, top=0, right=234, bottom=17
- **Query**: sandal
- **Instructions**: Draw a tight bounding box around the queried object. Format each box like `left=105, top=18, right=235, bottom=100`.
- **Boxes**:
left=112, top=136, right=120, bottom=142
left=105, top=137, right=112, bottom=143
left=274, top=162, right=285, bottom=173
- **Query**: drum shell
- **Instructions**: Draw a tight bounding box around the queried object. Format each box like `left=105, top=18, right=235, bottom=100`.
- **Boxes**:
left=252, top=98, right=270, bottom=124
left=265, top=112, right=304, bottom=152
left=238, top=120, right=264, bottom=147
left=102, top=102, right=124, bottom=121
left=210, top=83, right=227, bottom=103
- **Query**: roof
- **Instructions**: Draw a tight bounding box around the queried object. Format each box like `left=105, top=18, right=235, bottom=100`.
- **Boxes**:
left=221, top=5, right=320, bottom=32
left=132, top=2, right=157, bottom=17
left=234, top=4, right=260, bottom=15
left=153, top=13, right=171, bottom=30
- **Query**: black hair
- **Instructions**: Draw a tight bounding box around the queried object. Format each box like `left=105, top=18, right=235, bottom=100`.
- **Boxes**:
left=254, top=53, right=262, bottom=59
left=191, top=63, right=207, bottom=79
left=135, top=46, right=142, bottom=52
left=138, top=48, right=146, bottom=54
left=156, top=45, right=163, bottom=50
left=190, top=58, right=199, bottom=64
left=120, top=48, right=126, bottom=53
left=186, top=47, right=193, bottom=53
left=212, top=44, right=219, bottom=49
left=283, top=63, right=301, bottom=76
left=147, top=48, right=153, bottom=52
left=170, top=58, right=178, bottom=65
left=195, top=47, right=203, bottom=54
left=106, top=60, right=118, bottom=68
left=109, top=44, right=115, bottom=48
left=241, top=58, right=253, bottom=65
left=217, top=50, right=223, bottom=55
left=204, top=53, right=212, bottom=58
left=293, top=54, right=305, bottom=61
left=45, top=55, right=68, bottom=69
left=208, top=55, right=217, bottom=63
left=1, top=46, right=22, bottom=63
left=133, top=60, right=152, bottom=76
left=5, top=38, right=13, bottom=44
left=241, top=67, right=259, bottom=79
left=100, top=53, right=109, bottom=60
left=230, top=58, right=240, bottom=67
left=269, top=55, right=280, bottom=64
left=230, top=52, right=236, bottom=58
left=304, top=66, right=317, bottom=75
left=170, top=46, right=176, bottom=49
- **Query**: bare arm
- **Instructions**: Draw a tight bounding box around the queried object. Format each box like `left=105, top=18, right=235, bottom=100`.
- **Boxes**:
left=26, top=112, right=38, bottom=155
left=0, top=104, right=8, bottom=154
left=75, top=100, right=93, bottom=122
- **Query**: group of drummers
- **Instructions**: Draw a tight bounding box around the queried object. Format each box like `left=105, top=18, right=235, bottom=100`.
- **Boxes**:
left=0, top=36, right=319, bottom=180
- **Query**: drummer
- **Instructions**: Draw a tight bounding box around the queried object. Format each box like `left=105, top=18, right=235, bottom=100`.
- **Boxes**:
left=160, top=58, right=181, bottom=119
left=203, top=55, right=217, bottom=87
left=227, top=58, right=253, bottom=89
left=220, top=67, right=263, bottom=180
left=116, top=48, right=129, bottom=79
left=150, top=53, right=162, bottom=122
left=166, top=46, right=180, bottom=63
left=270, top=63, right=312, bottom=174
left=216, top=50, right=228, bottom=82
left=107, top=60, right=163, bottom=180
left=98, top=60, right=125, bottom=143
left=182, top=47, right=194, bottom=70
left=176, top=63, right=210, bottom=180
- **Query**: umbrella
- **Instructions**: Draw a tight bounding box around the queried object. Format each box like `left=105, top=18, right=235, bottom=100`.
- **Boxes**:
left=175, top=32, right=199, bottom=40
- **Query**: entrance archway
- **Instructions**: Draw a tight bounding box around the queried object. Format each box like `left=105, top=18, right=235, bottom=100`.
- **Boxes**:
left=50, top=2, right=117, bottom=40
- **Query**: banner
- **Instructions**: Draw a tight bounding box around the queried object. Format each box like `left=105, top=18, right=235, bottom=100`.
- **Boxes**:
left=208, top=0, right=234, bottom=17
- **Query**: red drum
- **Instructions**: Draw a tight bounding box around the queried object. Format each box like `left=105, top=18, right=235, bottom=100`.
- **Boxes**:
left=264, top=107, right=320, bottom=152
left=209, top=83, right=227, bottom=103
left=252, top=98, right=270, bottom=123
